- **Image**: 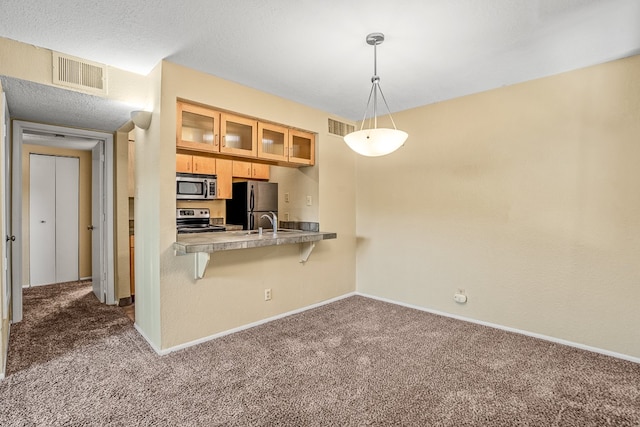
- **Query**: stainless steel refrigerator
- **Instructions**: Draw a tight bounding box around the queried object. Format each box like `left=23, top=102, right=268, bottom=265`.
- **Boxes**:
left=226, top=181, right=278, bottom=230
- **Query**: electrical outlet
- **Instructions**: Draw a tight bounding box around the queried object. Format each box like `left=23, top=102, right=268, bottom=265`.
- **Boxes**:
left=284, top=192, right=290, bottom=203
left=264, top=289, right=272, bottom=301
left=306, top=195, right=312, bottom=206
left=284, top=212, right=290, bottom=221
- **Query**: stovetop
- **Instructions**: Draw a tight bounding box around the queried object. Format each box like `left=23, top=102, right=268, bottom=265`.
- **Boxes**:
left=176, top=208, right=225, bottom=234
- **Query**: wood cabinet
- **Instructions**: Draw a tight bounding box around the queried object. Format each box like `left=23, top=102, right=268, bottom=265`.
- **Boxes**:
left=257, top=122, right=288, bottom=162
left=215, top=158, right=233, bottom=199
left=176, top=102, right=221, bottom=152
left=176, top=154, right=233, bottom=199
left=176, top=154, right=216, bottom=175
left=220, top=113, right=257, bottom=157
left=288, top=130, right=315, bottom=166
left=257, top=123, right=315, bottom=166
left=232, top=160, right=270, bottom=180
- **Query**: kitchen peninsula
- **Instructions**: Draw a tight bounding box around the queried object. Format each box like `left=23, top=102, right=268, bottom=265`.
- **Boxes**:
left=174, top=228, right=337, bottom=279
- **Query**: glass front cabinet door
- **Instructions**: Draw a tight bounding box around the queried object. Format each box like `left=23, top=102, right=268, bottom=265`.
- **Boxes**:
left=220, top=113, right=257, bottom=157
left=257, top=122, right=289, bottom=162
left=176, top=102, right=221, bottom=152
left=288, top=130, right=315, bottom=166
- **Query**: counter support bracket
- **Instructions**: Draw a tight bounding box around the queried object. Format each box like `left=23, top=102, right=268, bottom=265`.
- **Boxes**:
left=194, top=252, right=210, bottom=279
left=299, top=242, right=316, bottom=263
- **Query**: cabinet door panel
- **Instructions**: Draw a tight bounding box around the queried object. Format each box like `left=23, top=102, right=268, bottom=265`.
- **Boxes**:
left=176, top=153, right=193, bottom=173
left=257, top=122, right=288, bottom=162
left=288, top=130, right=315, bottom=165
left=232, top=160, right=252, bottom=178
left=177, top=102, right=220, bottom=152
left=252, top=163, right=270, bottom=180
left=221, top=114, right=257, bottom=157
left=192, top=156, right=216, bottom=175
left=215, top=159, right=233, bottom=199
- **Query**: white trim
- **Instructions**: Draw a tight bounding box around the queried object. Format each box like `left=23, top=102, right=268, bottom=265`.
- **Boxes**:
left=11, top=121, right=116, bottom=322
left=356, top=292, right=640, bottom=365
left=137, top=292, right=357, bottom=356
left=133, top=323, right=162, bottom=355
left=0, top=321, right=10, bottom=380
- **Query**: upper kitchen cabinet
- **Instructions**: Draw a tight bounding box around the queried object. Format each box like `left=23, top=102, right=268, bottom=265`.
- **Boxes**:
left=176, top=102, right=221, bottom=152
left=232, top=160, right=270, bottom=180
left=257, top=122, right=288, bottom=162
left=220, top=113, right=257, bottom=157
left=288, top=130, right=315, bottom=166
left=176, top=153, right=216, bottom=175
left=258, top=123, right=315, bottom=166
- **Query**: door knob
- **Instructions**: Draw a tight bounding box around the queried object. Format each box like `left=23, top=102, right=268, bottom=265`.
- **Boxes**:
left=87, top=225, right=95, bottom=230
left=5, top=235, right=15, bottom=242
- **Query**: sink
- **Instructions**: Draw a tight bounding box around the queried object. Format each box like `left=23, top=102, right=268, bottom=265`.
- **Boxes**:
left=234, top=228, right=303, bottom=235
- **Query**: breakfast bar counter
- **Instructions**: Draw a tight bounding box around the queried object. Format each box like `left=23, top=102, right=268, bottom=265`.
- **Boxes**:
left=173, top=229, right=337, bottom=278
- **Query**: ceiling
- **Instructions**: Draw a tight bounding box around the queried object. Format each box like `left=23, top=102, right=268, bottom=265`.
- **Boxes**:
left=1, top=0, right=639, bottom=132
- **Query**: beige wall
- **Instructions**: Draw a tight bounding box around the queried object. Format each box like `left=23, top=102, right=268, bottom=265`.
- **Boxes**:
left=21, top=145, right=92, bottom=284
left=0, top=36, right=148, bottom=300
left=356, top=54, right=640, bottom=359
left=0, top=37, right=150, bottom=109
left=133, top=60, right=356, bottom=350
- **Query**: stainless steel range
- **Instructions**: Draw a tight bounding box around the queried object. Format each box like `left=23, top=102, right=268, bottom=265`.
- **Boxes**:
left=176, top=208, right=225, bottom=234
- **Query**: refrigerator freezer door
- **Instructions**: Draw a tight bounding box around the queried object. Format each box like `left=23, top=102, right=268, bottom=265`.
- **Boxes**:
left=253, top=182, right=278, bottom=212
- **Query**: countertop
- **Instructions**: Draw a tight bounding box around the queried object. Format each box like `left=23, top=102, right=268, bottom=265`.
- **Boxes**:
left=173, top=229, right=337, bottom=255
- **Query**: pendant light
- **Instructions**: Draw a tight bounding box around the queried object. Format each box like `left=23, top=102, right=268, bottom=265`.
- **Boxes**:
left=344, top=32, right=408, bottom=157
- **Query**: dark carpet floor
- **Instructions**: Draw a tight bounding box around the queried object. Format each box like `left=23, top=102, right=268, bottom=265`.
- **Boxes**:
left=1, top=281, right=639, bottom=426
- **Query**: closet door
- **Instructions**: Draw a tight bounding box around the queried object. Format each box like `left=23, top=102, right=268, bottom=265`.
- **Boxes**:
left=55, top=156, right=79, bottom=283
left=29, top=155, right=56, bottom=286
left=29, top=154, right=79, bottom=286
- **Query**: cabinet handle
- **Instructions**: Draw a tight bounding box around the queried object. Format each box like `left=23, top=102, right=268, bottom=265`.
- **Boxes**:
left=214, top=134, right=219, bottom=148
left=222, top=135, right=226, bottom=147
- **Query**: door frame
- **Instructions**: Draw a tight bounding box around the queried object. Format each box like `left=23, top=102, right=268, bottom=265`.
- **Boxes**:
left=11, top=121, right=115, bottom=322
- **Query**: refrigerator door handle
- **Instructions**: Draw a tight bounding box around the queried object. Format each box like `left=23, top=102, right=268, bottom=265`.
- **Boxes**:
left=249, top=185, right=255, bottom=212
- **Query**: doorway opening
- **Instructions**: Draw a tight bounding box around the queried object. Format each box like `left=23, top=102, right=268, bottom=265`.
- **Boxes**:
left=11, top=121, right=115, bottom=323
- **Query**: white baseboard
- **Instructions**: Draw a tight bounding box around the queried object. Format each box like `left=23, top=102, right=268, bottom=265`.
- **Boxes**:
left=356, top=292, right=640, bottom=365
left=133, top=323, right=162, bottom=355
left=0, top=321, right=10, bottom=380
left=142, top=292, right=357, bottom=356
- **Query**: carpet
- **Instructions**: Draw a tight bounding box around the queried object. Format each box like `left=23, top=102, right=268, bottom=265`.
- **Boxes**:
left=0, top=281, right=639, bottom=426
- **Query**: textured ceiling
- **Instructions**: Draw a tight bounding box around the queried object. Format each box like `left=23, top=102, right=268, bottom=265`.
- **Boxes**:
left=1, top=0, right=639, bottom=132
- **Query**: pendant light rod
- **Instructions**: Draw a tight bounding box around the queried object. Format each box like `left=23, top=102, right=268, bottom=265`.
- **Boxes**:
left=356, top=33, right=399, bottom=132
left=344, top=32, right=408, bottom=157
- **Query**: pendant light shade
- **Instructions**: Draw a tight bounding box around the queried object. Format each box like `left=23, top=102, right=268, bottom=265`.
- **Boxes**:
left=344, top=33, right=408, bottom=157
left=344, top=128, right=408, bottom=157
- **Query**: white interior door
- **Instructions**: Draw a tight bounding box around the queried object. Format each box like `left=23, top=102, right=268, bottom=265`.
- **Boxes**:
left=91, top=143, right=104, bottom=302
left=2, top=93, right=11, bottom=318
left=55, top=157, right=79, bottom=283
left=29, top=155, right=56, bottom=286
left=29, top=154, right=79, bottom=286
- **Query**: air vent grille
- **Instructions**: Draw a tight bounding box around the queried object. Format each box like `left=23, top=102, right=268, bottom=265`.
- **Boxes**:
left=328, top=118, right=355, bottom=137
left=52, top=52, right=107, bottom=95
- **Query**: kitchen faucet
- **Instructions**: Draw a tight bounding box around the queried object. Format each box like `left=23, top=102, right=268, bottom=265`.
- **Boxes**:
left=260, top=211, right=278, bottom=235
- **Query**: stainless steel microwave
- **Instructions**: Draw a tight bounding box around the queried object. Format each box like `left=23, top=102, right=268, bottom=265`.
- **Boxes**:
left=176, top=173, right=217, bottom=200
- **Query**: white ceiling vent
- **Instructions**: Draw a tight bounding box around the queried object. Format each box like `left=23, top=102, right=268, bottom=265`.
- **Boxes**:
left=328, top=118, right=354, bottom=137
left=52, top=52, right=107, bottom=95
